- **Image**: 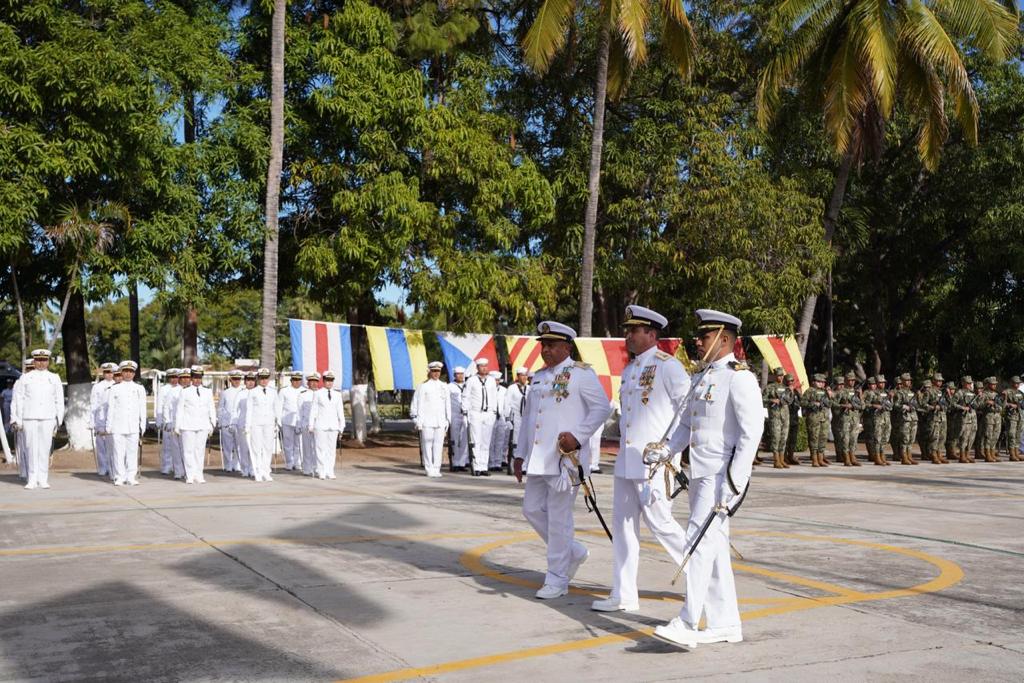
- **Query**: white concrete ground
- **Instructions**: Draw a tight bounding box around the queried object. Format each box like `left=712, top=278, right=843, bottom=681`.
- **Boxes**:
left=0, top=454, right=1022, bottom=682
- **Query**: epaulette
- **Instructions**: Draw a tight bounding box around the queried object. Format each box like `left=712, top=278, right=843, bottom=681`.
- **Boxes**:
left=728, top=361, right=749, bottom=371
left=573, top=361, right=592, bottom=369
left=655, top=350, right=671, bottom=360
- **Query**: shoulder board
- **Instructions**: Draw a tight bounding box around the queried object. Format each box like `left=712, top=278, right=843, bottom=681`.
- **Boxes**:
left=573, top=361, right=591, bottom=369
left=655, top=350, right=671, bottom=360
left=728, top=361, right=749, bottom=371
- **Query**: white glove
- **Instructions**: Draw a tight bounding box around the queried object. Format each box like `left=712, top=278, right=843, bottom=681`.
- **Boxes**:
left=174, top=429, right=181, bottom=436
left=554, top=463, right=572, bottom=492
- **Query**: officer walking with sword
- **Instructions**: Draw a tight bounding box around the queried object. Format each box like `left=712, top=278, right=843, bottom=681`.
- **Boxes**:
left=651, top=309, right=763, bottom=649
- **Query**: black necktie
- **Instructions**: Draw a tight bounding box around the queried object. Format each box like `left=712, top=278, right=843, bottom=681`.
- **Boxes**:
left=519, top=384, right=526, bottom=412
left=263, top=387, right=266, bottom=395
left=196, top=387, right=200, bottom=396
left=328, top=391, right=332, bottom=401
left=480, top=376, right=488, bottom=411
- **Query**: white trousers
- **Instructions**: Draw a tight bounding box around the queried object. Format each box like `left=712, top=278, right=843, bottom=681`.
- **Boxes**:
left=522, top=475, right=586, bottom=589
left=179, top=430, right=208, bottom=482
left=281, top=425, right=301, bottom=469
left=16, top=427, right=28, bottom=479
left=220, top=427, right=239, bottom=471
left=420, top=426, right=445, bottom=476
left=249, top=425, right=275, bottom=480
left=22, top=419, right=55, bottom=487
left=301, top=430, right=316, bottom=474
left=110, top=432, right=140, bottom=484
left=451, top=418, right=469, bottom=467
left=159, top=428, right=174, bottom=473
left=95, top=431, right=111, bottom=475
left=234, top=426, right=252, bottom=476
left=489, top=420, right=509, bottom=468
left=169, top=431, right=185, bottom=478
left=610, top=476, right=689, bottom=605
left=314, top=429, right=338, bottom=477
left=467, top=411, right=495, bottom=472
left=678, top=474, right=740, bottom=630
left=589, top=425, right=605, bottom=472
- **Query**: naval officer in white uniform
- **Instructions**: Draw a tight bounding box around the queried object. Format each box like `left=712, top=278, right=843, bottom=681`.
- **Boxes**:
left=514, top=322, right=612, bottom=599
left=592, top=306, right=691, bottom=613
left=653, top=309, right=763, bottom=648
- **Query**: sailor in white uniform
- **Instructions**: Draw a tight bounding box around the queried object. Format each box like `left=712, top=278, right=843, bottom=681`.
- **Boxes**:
left=514, top=322, right=612, bottom=599
left=175, top=365, right=217, bottom=484
left=218, top=370, right=244, bottom=472
left=245, top=368, right=278, bottom=482
left=462, top=358, right=498, bottom=476
left=298, top=373, right=320, bottom=475
left=104, top=360, right=147, bottom=486
left=310, top=371, right=344, bottom=479
left=90, top=362, right=117, bottom=477
left=411, top=361, right=451, bottom=478
left=448, top=367, right=468, bottom=471
left=11, top=349, right=64, bottom=489
left=653, top=309, right=763, bottom=648
left=275, top=371, right=304, bottom=469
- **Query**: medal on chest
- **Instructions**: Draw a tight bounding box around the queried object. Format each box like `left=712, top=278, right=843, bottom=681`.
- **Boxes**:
left=638, top=365, right=657, bottom=405
left=551, top=368, right=572, bottom=402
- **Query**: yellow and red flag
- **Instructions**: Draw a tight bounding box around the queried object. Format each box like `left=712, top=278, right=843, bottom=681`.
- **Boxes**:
left=748, top=335, right=809, bottom=393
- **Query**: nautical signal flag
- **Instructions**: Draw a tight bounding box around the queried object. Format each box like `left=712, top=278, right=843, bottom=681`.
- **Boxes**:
left=288, top=319, right=353, bottom=389
left=504, top=335, right=546, bottom=375
left=748, top=335, right=809, bottom=393
left=574, top=338, right=683, bottom=401
left=435, top=332, right=499, bottom=381
left=366, top=326, right=429, bottom=392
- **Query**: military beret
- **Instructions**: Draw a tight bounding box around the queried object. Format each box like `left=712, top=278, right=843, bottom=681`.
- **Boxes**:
left=623, top=305, right=668, bottom=331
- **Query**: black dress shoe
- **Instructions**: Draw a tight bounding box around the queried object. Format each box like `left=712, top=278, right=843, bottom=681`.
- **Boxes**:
left=480, top=471, right=491, bottom=477
left=591, top=468, right=603, bottom=475
left=471, top=470, right=479, bottom=476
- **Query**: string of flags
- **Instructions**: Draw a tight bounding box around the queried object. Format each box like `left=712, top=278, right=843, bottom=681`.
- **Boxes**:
left=288, top=318, right=807, bottom=398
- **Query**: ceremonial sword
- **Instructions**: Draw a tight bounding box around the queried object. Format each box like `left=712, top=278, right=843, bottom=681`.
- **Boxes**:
left=670, top=467, right=749, bottom=585
left=560, top=446, right=613, bottom=542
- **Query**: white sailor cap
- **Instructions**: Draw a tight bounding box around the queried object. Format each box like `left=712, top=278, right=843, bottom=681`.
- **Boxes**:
left=256, top=367, right=271, bottom=378
left=488, top=370, right=502, bottom=379
left=474, top=357, right=489, bottom=366
left=100, top=362, right=118, bottom=372
left=454, top=366, right=466, bottom=374
left=228, top=369, right=244, bottom=378
left=306, top=371, right=321, bottom=381
left=695, top=308, right=742, bottom=333
left=536, top=321, right=576, bottom=341
left=31, top=348, right=51, bottom=359
left=189, top=365, right=205, bottom=376
left=515, top=366, right=528, bottom=375
left=118, top=360, right=138, bottom=372
left=428, top=361, right=444, bottom=370
left=623, top=305, right=668, bottom=331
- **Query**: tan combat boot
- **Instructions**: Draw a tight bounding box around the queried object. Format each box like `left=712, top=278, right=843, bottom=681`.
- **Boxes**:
left=930, top=449, right=942, bottom=464
left=819, top=451, right=829, bottom=467
left=956, top=448, right=969, bottom=464
left=909, top=447, right=919, bottom=465
left=773, top=452, right=785, bottom=469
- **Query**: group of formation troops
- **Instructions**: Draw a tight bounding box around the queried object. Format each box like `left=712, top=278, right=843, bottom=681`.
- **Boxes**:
left=761, top=370, right=1024, bottom=468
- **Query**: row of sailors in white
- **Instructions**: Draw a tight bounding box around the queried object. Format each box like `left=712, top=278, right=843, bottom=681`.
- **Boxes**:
left=89, top=360, right=147, bottom=486
left=8, top=350, right=65, bottom=489
left=511, top=308, right=762, bottom=652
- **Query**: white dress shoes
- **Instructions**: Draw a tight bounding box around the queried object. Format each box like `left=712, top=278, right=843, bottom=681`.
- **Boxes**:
left=590, top=597, right=640, bottom=612
left=652, top=617, right=700, bottom=648
left=535, top=584, right=569, bottom=600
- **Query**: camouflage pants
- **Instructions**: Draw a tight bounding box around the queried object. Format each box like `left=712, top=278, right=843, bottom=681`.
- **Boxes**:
left=981, top=415, right=1002, bottom=449
left=928, top=415, right=947, bottom=453
left=898, top=417, right=918, bottom=451
left=946, top=415, right=961, bottom=452
left=837, top=413, right=858, bottom=456
left=1004, top=415, right=1021, bottom=450
left=785, top=413, right=800, bottom=456
left=768, top=409, right=789, bottom=452
left=872, top=414, right=891, bottom=452
left=806, top=414, right=829, bottom=453
left=957, top=416, right=977, bottom=453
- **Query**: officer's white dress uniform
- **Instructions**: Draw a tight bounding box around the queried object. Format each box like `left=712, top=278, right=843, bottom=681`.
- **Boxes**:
left=489, top=373, right=509, bottom=469
left=89, top=366, right=115, bottom=476
left=298, top=376, right=319, bottom=475
left=162, top=374, right=186, bottom=477
left=175, top=373, right=217, bottom=484
left=448, top=374, right=469, bottom=468
left=506, top=375, right=530, bottom=463
left=310, top=382, right=344, bottom=479
left=155, top=371, right=174, bottom=474
left=232, top=382, right=254, bottom=477
left=462, top=363, right=498, bottom=474
left=657, top=310, right=763, bottom=646
left=594, top=307, right=692, bottom=611
left=12, top=353, right=64, bottom=489
left=104, top=364, right=147, bottom=486
left=517, top=323, right=612, bottom=596
left=275, top=378, right=303, bottom=469
left=411, top=365, right=451, bottom=478
left=245, top=377, right=278, bottom=482
left=218, top=375, right=243, bottom=472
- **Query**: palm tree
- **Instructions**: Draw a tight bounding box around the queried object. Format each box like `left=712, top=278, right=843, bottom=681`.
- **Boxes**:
left=523, top=0, right=697, bottom=336
left=757, top=0, right=1020, bottom=356
left=261, top=0, right=286, bottom=371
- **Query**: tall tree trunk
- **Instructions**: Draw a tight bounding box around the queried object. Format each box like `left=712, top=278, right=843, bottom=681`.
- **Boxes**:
left=129, top=280, right=140, bottom=366
left=183, top=308, right=198, bottom=366
left=62, top=288, right=93, bottom=449
left=261, top=0, right=286, bottom=371
left=9, top=264, right=27, bottom=361
left=48, top=274, right=76, bottom=355
left=578, top=24, right=610, bottom=337
left=797, top=151, right=854, bottom=357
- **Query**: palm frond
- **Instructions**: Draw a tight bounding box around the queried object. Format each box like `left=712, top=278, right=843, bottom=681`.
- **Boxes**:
left=773, top=0, right=839, bottom=31
left=522, top=0, right=578, bottom=74
left=607, top=34, right=633, bottom=101
left=848, top=0, right=899, bottom=118
left=929, top=0, right=1020, bottom=60
left=616, top=0, right=651, bottom=66
left=899, top=50, right=948, bottom=170
left=823, top=33, right=871, bottom=158
left=660, top=0, right=696, bottom=79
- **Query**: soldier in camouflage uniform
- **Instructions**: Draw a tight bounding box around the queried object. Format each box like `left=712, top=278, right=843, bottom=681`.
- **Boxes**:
left=862, top=377, right=877, bottom=463
left=978, top=377, right=1004, bottom=462
left=916, top=379, right=933, bottom=458
left=1000, top=376, right=1023, bottom=461
left=828, top=375, right=843, bottom=463
left=783, top=374, right=801, bottom=466
left=802, top=373, right=832, bottom=467
left=943, top=379, right=958, bottom=462
left=952, top=376, right=978, bottom=463
left=833, top=371, right=863, bottom=466
left=866, top=375, right=893, bottom=465
left=762, top=367, right=793, bottom=468
left=892, top=373, right=919, bottom=465
left=924, top=373, right=950, bottom=464
left=973, top=381, right=985, bottom=461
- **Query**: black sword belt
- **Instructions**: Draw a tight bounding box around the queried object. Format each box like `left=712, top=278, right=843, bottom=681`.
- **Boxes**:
left=560, top=447, right=613, bottom=542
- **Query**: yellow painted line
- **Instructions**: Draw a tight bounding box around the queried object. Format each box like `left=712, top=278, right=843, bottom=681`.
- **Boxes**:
left=0, top=531, right=512, bottom=558
left=340, top=529, right=964, bottom=683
